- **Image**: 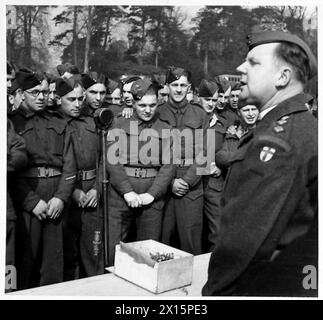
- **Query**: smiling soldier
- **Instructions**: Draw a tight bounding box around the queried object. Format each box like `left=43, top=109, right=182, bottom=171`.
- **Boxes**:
left=106, top=78, right=175, bottom=265
left=203, top=26, right=318, bottom=296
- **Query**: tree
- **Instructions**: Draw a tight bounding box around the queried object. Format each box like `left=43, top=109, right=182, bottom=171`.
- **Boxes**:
left=83, top=6, right=94, bottom=72
left=49, top=6, right=85, bottom=65
left=7, top=5, right=51, bottom=69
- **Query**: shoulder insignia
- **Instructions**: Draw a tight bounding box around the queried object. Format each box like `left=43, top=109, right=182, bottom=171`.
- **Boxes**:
left=260, top=146, right=276, bottom=162
left=277, top=115, right=290, bottom=125
left=273, top=125, right=284, bottom=133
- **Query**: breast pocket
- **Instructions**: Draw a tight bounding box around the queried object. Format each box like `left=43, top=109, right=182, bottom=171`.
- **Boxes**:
left=47, top=125, right=65, bottom=155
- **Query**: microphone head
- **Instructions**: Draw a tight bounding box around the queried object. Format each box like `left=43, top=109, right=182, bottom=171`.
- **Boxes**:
left=233, top=120, right=241, bottom=127
left=93, top=108, right=114, bottom=129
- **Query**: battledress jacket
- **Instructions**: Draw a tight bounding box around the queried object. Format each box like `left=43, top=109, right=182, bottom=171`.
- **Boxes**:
left=202, top=93, right=318, bottom=295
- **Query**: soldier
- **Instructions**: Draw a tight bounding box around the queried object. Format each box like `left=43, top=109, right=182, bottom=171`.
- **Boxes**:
left=7, top=118, right=28, bottom=291
left=9, top=70, right=77, bottom=289
left=227, top=82, right=243, bottom=120
left=55, top=77, right=104, bottom=279
left=7, top=61, right=16, bottom=95
left=45, top=73, right=60, bottom=112
left=57, top=63, right=80, bottom=79
left=158, top=67, right=208, bottom=255
left=216, top=104, right=259, bottom=170
left=105, top=78, right=122, bottom=107
left=197, top=79, right=226, bottom=252
left=119, top=75, right=141, bottom=118
left=8, top=79, right=24, bottom=114
left=106, top=78, right=175, bottom=265
left=203, top=27, right=318, bottom=296
left=158, top=85, right=169, bottom=104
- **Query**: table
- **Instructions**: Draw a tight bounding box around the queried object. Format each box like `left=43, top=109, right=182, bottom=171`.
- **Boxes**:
left=9, top=253, right=211, bottom=296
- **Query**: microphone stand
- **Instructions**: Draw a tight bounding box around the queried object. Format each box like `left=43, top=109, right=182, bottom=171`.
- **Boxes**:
left=101, top=127, right=109, bottom=268
left=94, top=108, right=114, bottom=270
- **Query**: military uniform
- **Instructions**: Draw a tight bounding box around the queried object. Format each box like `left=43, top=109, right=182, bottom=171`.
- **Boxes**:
left=222, top=108, right=242, bottom=127
left=201, top=112, right=226, bottom=252
left=158, top=99, right=208, bottom=255
left=203, top=94, right=317, bottom=296
left=63, top=110, right=104, bottom=279
left=107, top=113, right=175, bottom=265
left=10, top=107, right=76, bottom=289
left=7, top=119, right=28, bottom=271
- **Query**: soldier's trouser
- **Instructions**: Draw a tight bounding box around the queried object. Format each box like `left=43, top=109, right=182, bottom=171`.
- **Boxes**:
left=64, top=203, right=104, bottom=280
left=6, top=219, right=16, bottom=268
left=162, top=177, right=203, bottom=255
left=203, top=176, right=224, bottom=252
left=16, top=176, right=65, bottom=290
left=107, top=176, right=164, bottom=266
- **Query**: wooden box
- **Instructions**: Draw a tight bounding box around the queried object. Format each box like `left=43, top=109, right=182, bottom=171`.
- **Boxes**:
left=114, top=239, right=194, bottom=294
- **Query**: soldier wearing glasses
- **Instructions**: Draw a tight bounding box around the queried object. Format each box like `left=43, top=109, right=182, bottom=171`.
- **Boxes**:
left=9, top=70, right=76, bottom=289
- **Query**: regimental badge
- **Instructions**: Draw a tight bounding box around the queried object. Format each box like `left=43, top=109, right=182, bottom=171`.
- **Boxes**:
left=260, top=146, right=276, bottom=162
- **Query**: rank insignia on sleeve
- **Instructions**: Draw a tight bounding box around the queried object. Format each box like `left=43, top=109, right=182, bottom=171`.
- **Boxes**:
left=260, top=146, right=276, bottom=162
left=274, top=125, right=284, bottom=133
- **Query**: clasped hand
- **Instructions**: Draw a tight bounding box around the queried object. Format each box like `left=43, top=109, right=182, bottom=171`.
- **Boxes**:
left=123, top=192, right=155, bottom=208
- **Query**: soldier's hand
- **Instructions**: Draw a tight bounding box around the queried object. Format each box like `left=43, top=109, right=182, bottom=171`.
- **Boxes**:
left=226, top=125, right=237, bottom=136
left=172, top=178, right=189, bottom=197
left=72, top=189, right=87, bottom=207
left=139, top=193, right=155, bottom=206
left=47, top=197, right=64, bottom=219
left=32, top=200, right=48, bottom=220
left=124, top=191, right=142, bottom=208
left=210, top=162, right=222, bottom=177
left=235, top=126, right=244, bottom=139
left=122, top=107, right=133, bottom=119
left=82, top=189, right=98, bottom=208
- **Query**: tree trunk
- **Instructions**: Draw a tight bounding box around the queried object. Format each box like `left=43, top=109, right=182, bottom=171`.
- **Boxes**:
left=203, top=42, right=208, bottom=75
left=103, top=14, right=111, bottom=49
left=84, top=6, right=93, bottom=73
left=155, top=51, right=158, bottom=69
left=73, top=6, right=78, bottom=65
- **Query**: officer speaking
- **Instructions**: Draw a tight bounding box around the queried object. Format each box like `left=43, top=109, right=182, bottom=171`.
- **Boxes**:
left=5, top=5, right=318, bottom=298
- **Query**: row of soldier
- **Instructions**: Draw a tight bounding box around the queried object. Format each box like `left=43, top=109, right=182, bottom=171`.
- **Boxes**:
left=6, top=61, right=266, bottom=291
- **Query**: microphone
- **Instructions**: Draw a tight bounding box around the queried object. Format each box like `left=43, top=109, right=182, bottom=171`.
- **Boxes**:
left=93, top=108, right=114, bottom=129
left=233, top=120, right=241, bottom=128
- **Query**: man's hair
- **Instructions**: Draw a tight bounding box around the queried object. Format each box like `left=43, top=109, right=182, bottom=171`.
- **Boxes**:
left=275, top=42, right=311, bottom=84
left=133, top=85, right=158, bottom=101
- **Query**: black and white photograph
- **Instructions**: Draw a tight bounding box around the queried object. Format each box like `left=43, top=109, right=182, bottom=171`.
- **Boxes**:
left=2, top=0, right=319, bottom=302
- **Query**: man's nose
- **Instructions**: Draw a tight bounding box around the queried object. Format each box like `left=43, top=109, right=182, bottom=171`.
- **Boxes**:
left=236, top=61, right=246, bottom=74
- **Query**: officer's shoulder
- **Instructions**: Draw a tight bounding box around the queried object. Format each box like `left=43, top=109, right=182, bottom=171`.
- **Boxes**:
left=255, top=115, right=294, bottom=152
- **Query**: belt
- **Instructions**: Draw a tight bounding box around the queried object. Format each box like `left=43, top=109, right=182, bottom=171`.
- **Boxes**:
left=77, top=169, right=96, bottom=181
left=23, top=167, right=62, bottom=178
left=124, top=166, right=158, bottom=178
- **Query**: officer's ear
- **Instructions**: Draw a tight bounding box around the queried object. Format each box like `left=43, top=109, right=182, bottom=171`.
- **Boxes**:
left=276, top=66, right=292, bottom=88
left=56, top=96, right=62, bottom=105
left=8, top=94, right=14, bottom=106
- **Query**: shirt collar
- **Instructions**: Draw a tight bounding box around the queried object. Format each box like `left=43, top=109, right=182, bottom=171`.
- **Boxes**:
left=258, top=105, right=277, bottom=120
